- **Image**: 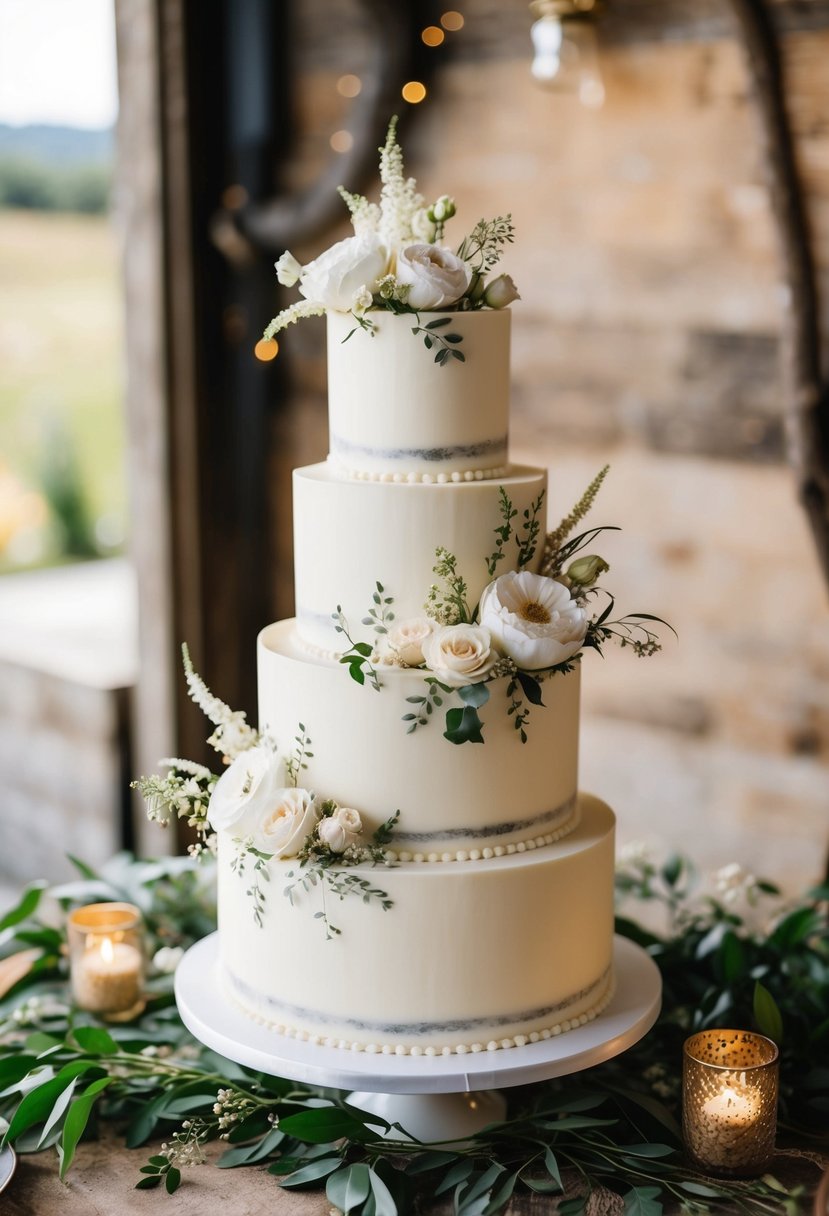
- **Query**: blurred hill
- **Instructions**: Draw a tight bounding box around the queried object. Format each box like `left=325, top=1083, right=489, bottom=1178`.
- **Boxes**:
left=0, top=124, right=113, bottom=214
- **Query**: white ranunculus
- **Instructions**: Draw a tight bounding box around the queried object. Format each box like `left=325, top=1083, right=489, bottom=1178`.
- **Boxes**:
left=298, top=233, right=389, bottom=312
left=395, top=244, right=472, bottom=310
left=483, top=273, right=520, bottom=310
left=386, top=616, right=434, bottom=667
left=318, top=806, right=364, bottom=854
left=249, top=787, right=319, bottom=857
left=275, top=250, right=303, bottom=287
left=207, top=745, right=286, bottom=834
left=479, top=570, right=588, bottom=671
left=421, top=623, right=497, bottom=688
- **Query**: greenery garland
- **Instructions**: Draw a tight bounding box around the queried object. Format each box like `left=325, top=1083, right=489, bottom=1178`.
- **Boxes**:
left=0, top=850, right=826, bottom=1211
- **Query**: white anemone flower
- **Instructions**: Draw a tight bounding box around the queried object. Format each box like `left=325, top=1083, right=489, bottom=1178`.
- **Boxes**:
left=479, top=570, right=587, bottom=671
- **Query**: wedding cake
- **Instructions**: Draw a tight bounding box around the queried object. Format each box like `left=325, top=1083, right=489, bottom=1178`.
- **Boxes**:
left=144, top=122, right=665, bottom=1058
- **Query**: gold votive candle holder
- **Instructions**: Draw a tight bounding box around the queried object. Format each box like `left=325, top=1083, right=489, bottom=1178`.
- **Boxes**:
left=682, top=1029, right=779, bottom=1178
left=68, top=902, right=146, bottom=1021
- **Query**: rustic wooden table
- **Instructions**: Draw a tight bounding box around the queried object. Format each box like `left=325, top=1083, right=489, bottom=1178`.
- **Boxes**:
left=5, top=1130, right=826, bottom=1216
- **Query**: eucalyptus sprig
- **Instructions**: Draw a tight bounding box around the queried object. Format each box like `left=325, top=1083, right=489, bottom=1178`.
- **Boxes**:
left=333, top=605, right=382, bottom=691
left=410, top=316, right=465, bottom=365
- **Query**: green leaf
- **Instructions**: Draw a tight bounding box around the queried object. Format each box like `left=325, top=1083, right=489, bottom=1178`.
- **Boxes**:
left=444, top=705, right=485, bottom=745
left=71, top=1026, right=119, bottom=1055
left=368, top=1166, right=398, bottom=1216
left=425, top=317, right=451, bottom=329
left=516, top=672, right=544, bottom=706
left=458, top=682, right=490, bottom=709
left=37, top=1077, right=78, bottom=1148
left=135, top=1176, right=162, bottom=1190
left=618, top=1144, right=675, bottom=1159
left=3, top=1062, right=98, bottom=1146
left=525, top=1177, right=565, bottom=1194
left=0, top=882, right=46, bottom=933
left=326, top=1163, right=371, bottom=1214
left=278, top=1107, right=371, bottom=1144
left=754, top=980, right=784, bottom=1044
left=557, top=1199, right=587, bottom=1216
left=279, top=1155, right=342, bottom=1188
left=59, top=1076, right=113, bottom=1179
left=719, top=930, right=746, bottom=984
left=544, top=1146, right=563, bottom=1189
left=623, top=1186, right=663, bottom=1216
left=0, top=1054, right=39, bottom=1093
left=434, top=1159, right=475, bottom=1195
left=165, top=1166, right=181, bottom=1193
left=660, top=855, right=682, bottom=888
left=25, top=1032, right=62, bottom=1055
left=67, top=854, right=100, bottom=880
left=678, top=1181, right=729, bottom=1198
left=218, top=1125, right=284, bottom=1167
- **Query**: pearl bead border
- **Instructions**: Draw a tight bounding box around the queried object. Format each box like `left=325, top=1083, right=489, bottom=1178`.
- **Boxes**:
left=224, top=970, right=615, bottom=1058
left=384, top=804, right=580, bottom=865
left=330, top=460, right=510, bottom=485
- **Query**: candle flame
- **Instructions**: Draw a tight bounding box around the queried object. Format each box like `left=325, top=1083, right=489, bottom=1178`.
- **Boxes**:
left=101, top=936, right=115, bottom=964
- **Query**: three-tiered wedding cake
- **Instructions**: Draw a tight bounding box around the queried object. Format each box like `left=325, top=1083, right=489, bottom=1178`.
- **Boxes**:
left=215, top=303, right=617, bottom=1055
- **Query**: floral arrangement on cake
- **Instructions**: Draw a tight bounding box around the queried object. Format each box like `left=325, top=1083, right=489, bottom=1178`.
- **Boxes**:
left=262, top=117, right=518, bottom=365
left=132, top=648, right=396, bottom=936
left=335, top=466, right=673, bottom=745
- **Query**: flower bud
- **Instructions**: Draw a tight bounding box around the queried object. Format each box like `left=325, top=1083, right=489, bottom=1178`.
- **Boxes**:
left=565, top=555, right=609, bottom=587
left=483, top=273, right=520, bottom=310
left=428, top=195, right=456, bottom=224
left=275, top=250, right=302, bottom=287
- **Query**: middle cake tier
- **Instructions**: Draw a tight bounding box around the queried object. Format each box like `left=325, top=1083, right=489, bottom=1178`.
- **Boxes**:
left=259, top=619, right=580, bottom=852
left=293, top=462, right=548, bottom=652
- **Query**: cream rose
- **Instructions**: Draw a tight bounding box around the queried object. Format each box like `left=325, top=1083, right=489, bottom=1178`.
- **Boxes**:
left=207, top=745, right=286, bottom=834
left=421, top=623, right=497, bottom=688
left=395, top=244, right=472, bottom=310
left=317, top=807, right=364, bottom=854
left=479, top=570, right=588, bottom=671
left=298, top=233, right=389, bottom=312
left=386, top=616, right=434, bottom=667
left=249, top=787, right=319, bottom=857
left=483, top=273, right=520, bottom=309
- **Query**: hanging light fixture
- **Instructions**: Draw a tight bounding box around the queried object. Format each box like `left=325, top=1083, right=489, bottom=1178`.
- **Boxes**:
left=529, top=0, right=605, bottom=108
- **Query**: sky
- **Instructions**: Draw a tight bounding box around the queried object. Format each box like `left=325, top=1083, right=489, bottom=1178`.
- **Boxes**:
left=0, top=0, right=118, bottom=129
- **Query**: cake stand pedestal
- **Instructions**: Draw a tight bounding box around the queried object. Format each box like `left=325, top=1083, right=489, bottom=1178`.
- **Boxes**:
left=175, top=934, right=661, bottom=1142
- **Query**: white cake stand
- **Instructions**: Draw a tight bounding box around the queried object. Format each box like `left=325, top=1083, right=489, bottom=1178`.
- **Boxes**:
left=175, top=933, right=661, bottom=1142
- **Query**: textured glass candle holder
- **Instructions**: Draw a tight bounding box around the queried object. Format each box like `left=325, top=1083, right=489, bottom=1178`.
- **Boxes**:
left=68, top=903, right=145, bottom=1021
left=682, top=1030, right=779, bottom=1178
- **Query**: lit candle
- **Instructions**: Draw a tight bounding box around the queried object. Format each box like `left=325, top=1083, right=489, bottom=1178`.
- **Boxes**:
left=68, top=903, right=145, bottom=1020
left=683, top=1031, right=778, bottom=1177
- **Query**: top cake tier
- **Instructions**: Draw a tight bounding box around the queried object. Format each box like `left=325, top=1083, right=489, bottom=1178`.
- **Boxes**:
left=326, top=308, right=510, bottom=480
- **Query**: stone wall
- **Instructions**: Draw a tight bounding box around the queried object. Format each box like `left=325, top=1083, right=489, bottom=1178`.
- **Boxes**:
left=266, top=0, right=829, bottom=893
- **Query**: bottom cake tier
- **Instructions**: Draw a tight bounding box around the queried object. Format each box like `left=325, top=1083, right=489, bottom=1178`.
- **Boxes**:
left=216, top=794, right=615, bottom=1055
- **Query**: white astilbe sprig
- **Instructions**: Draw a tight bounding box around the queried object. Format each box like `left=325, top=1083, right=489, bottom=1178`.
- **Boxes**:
left=159, top=757, right=213, bottom=780
left=263, top=299, right=326, bottom=341
left=181, top=643, right=258, bottom=759
left=337, top=186, right=380, bottom=237
left=378, top=116, right=424, bottom=251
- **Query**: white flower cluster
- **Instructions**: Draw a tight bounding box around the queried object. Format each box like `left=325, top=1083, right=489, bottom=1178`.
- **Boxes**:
left=380, top=570, right=589, bottom=686
left=207, top=745, right=367, bottom=860
left=712, top=862, right=760, bottom=907
left=212, top=1089, right=256, bottom=1139
left=265, top=118, right=519, bottom=340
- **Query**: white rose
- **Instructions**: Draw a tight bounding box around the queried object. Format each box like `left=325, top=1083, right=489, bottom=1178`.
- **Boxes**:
left=275, top=250, right=302, bottom=287
left=421, top=623, right=497, bottom=687
left=395, top=244, right=472, bottom=310
left=249, top=787, right=319, bottom=857
left=207, top=745, right=286, bottom=834
left=483, top=273, right=520, bottom=309
left=299, top=233, right=389, bottom=312
left=318, top=807, right=364, bottom=854
left=479, top=570, right=587, bottom=671
left=385, top=616, right=434, bottom=666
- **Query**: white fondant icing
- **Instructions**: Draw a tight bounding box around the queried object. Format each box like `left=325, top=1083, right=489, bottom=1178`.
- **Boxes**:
left=217, top=796, right=615, bottom=1053
left=258, top=620, right=580, bottom=848
left=292, top=463, right=547, bottom=652
left=326, top=309, right=510, bottom=476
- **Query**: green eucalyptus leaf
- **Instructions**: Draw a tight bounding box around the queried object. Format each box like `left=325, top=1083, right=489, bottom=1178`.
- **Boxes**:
left=71, top=1026, right=119, bottom=1056
left=368, top=1166, right=398, bottom=1216
left=623, top=1185, right=663, bottom=1216
left=326, top=1162, right=371, bottom=1214
left=544, top=1146, right=564, bottom=1189
left=754, top=980, right=784, bottom=1044
left=0, top=882, right=47, bottom=934
left=278, top=1107, right=369, bottom=1144
left=59, top=1076, right=113, bottom=1179
left=37, top=1077, right=78, bottom=1148
left=3, top=1062, right=100, bottom=1146
left=279, top=1155, right=341, bottom=1188
left=458, top=682, right=490, bottom=709
left=424, top=318, right=451, bottom=329
left=444, top=705, right=485, bottom=745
